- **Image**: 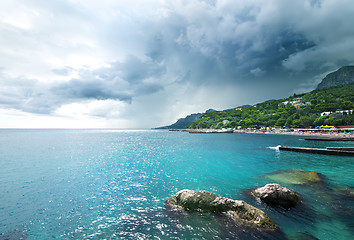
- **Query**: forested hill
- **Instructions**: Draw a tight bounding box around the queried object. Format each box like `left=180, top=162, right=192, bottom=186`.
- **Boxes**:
left=188, top=83, right=354, bottom=129
left=154, top=113, right=203, bottom=129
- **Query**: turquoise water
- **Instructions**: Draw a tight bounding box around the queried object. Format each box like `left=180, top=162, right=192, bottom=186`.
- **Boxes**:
left=0, top=129, right=353, bottom=239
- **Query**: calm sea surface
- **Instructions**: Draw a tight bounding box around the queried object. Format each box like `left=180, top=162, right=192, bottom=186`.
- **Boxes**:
left=0, top=129, right=353, bottom=239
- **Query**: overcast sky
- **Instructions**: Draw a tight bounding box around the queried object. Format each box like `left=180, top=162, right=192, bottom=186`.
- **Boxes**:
left=1, top=0, right=354, bottom=128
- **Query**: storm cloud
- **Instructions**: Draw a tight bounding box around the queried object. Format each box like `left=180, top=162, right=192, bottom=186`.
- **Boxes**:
left=0, top=0, right=354, bottom=127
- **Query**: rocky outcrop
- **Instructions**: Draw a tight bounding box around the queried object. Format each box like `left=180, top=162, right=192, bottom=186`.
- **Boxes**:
left=165, top=189, right=277, bottom=230
left=317, top=66, right=354, bottom=89
left=251, top=183, right=300, bottom=208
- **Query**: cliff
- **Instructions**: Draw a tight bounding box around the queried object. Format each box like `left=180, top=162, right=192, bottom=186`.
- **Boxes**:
left=317, top=66, right=354, bottom=89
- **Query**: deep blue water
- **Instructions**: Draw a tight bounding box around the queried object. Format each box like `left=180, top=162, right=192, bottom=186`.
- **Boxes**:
left=0, top=129, right=353, bottom=239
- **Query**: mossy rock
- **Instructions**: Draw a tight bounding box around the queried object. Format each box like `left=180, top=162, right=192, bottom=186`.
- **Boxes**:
left=264, top=169, right=322, bottom=185
left=226, top=201, right=276, bottom=230
left=166, top=189, right=217, bottom=211
left=251, top=183, right=300, bottom=208
left=166, top=189, right=277, bottom=230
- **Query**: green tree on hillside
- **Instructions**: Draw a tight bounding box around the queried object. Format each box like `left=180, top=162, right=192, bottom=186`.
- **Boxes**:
left=188, top=84, right=354, bottom=129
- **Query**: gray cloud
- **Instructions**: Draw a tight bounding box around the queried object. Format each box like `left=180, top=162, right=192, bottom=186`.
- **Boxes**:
left=0, top=73, right=54, bottom=114
left=52, top=67, right=74, bottom=76
left=0, top=55, right=168, bottom=114
left=1, top=0, right=354, bottom=127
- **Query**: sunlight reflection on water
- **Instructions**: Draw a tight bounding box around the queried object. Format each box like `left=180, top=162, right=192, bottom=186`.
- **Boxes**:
left=0, top=130, right=353, bottom=239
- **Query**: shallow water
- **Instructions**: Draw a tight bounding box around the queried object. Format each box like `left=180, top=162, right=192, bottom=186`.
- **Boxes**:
left=0, top=129, right=353, bottom=239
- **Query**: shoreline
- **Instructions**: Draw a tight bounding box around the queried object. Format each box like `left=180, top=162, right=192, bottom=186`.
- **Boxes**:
left=245, top=130, right=354, bottom=138
left=170, top=128, right=354, bottom=138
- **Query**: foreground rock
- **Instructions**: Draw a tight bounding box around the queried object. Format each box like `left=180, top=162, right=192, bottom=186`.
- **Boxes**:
left=264, top=169, right=323, bottom=185
left=251, top=183, right=300, bottom=208
left=165, top=189, right=276, bottom=230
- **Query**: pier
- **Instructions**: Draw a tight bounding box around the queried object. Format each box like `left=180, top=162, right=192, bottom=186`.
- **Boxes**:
left=304, top=137, right=354, bottom=141
left=326, top=147, right=354, bottom=151
left=279, top=146, right=354, bottom=156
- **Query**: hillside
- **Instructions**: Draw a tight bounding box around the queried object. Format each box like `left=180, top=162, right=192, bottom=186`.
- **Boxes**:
left=317, top=66, right=354, bottom=89
left=188, top=83, right=354, bottom=129
left=154, top=106, right=256, bottom=129
left=154, top=113, right=203, bottom=129
left=158, top=66, right=354, bottom=130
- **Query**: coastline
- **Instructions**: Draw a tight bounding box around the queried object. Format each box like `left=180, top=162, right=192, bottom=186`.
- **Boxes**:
left=244, top=130, right=354, bottom=138
left=170, top=128, right=354, bottom=138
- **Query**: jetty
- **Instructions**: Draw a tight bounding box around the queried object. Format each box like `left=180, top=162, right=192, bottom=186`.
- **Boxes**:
left=326, top=147, right=354, bottom=151
left=279, top=146, right=354, bottom=156
left=304, top=137, right=354, bottom=141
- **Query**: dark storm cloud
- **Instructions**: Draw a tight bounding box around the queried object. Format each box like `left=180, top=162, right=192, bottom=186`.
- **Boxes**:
left=1, top=0, right=354, bottom=120
left=135, top=1, right=330, bottom=88
left=117, top=55, right=166, bottom=84
left=145, top=0, right=354, bottom=93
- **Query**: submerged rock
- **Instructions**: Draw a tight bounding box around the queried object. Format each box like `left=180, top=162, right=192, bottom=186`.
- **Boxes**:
left=0, top=229, right=27, bottom=240
left=290, top=231, right=320, bottom=240
left=289, top=232, right=319, bottom=240
left=251, top=183, right=300, bottom=208
left=264, top=169, right=322, bottom=185
left=166, top=189, right=277, bottom=230
left=334, top=186, right=354, bottom=198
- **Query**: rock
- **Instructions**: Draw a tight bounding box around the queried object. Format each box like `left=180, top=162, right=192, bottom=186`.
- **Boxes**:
left=251, top=183, right=300, bottom=208
left=290, top=232, right=319, bottom=240
left=333, top=186, right=354, bottom=198
left=317, top=66, right=354, bottom=89
left=264, top=169, right=322, bottom=185
left=166, top=189, right=276, bottom=230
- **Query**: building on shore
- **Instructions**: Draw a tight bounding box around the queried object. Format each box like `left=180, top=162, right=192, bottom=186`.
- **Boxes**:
left=321, top=110, right=354, bottom=116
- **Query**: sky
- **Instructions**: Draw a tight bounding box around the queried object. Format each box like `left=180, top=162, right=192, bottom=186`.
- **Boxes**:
left=1, top=0, right=354, bottom=128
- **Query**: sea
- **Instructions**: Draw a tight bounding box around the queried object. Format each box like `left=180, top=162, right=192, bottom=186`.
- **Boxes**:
left=0, top=129, right=353, bottom=239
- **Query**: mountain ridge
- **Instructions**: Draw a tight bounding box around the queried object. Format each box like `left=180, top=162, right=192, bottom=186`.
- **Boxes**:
left=189, top=83, right=354, bottom=129
left=154, top=113, right=203, bottom=129
left=317, top=66, right=354, bottom=89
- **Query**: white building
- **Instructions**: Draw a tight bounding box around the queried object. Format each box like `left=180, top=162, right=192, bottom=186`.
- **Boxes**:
left=321, top=110, right=353, bottom=116
left=282, top=97, right=303, bottom=105
left=321, top=111, right=332, bottom=116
